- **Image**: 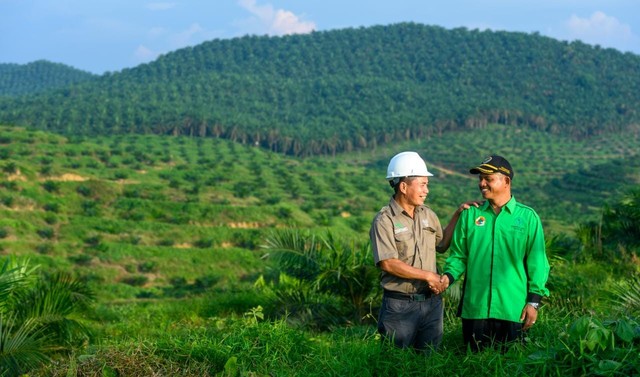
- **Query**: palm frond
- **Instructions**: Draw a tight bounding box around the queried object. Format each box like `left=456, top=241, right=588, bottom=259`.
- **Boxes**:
left=14, top=273, right=94, bottom=346
left=0, top=315, right=51, bottom=375
left=266, top=230, right=379, bottom=325
left=0, top=257, right=38, bottom=314
left=263, top=229, right=322, bottom=280
left=609, top=276, right=640, bottom=316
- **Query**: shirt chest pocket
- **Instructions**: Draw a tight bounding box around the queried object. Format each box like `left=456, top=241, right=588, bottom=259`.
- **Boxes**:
left=422, top=226, right=437, bottom=247
left=394, top=230, right=414, bottom=261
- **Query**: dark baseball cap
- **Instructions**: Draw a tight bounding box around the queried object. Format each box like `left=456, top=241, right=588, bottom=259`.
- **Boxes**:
left=470, top=155, right=513, bottom=179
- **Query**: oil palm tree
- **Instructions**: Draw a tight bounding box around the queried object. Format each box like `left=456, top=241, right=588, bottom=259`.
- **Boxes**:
left=262, top=230, right=379, bottom=327
left=609, top=276, right=640, bottom=317
left=0, top=257, right=94, bottom=376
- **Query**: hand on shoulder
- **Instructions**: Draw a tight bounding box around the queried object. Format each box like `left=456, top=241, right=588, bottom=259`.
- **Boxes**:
left=458, top=200, right=483, bottom=214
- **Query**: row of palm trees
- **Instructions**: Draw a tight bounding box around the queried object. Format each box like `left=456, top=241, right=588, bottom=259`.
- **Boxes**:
left=2, top=23, right=639, bottom=157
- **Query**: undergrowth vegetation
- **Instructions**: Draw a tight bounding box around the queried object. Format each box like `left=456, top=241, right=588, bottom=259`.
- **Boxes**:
left=0, top=125, right=638, bottom=376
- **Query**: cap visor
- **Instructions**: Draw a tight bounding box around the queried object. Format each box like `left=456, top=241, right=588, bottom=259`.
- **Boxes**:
left=470, top=167, right=496, bottom=175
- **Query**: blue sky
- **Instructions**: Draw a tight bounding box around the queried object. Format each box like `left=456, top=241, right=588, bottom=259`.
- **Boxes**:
left=1, top=0, right=638, bottom=74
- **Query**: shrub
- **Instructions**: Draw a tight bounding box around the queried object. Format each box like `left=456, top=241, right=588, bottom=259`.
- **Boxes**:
left=156, top=238, right=175, bottom=247
left=83, top=234, right=102, bottom=247
left=81, top=200, right=101, bottom=216
left=35, top=243, right=54, bottom=255
left=43, top=213, right=58, bottom=225
left=2, top=161, right=18, bottom=174
left=121, top=275, right=149, bottom=286
left=43, top=202, right=60, bottom=213
left=68, top=254, right=93, bottom=266
left=277, top=206, right=292, bottom=219
left=42, top=180, right=60, bottom=193
left=193, top=275, right=221, bottom=290
left=138, top=261, right=158, bottom=273
left=113, top=171, right=128, bottom=180
left=1, top=195, right=14, bottom=207
left=123, top=187, right=140, bottom=198
left=39, top=165, right=52, bottom=176
left=0, top=181, right=18, bottom=191
left=36, top=227, right=55, bottom=239
left=193, top=238, right=214, bottom=248
left=76, top=184, right=92, bottom=197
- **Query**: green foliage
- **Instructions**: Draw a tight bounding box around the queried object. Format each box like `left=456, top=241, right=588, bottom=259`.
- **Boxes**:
left=0, top=60, right=96, bottom=97
left=571, top=188, right=640, bottom=266
left=0, top=257, right=94, bottom=375
left=602, top=188, right=640, bottom=249
left=2, top=25, right=639, bottom=156
left=2, top=162, right=18, bottom=174
left=26, top=302, right=639, bottom=377
left=0, top=126, right=637, bottom=375
left=609, top=276, right=640, bottom=317
left=120, top=275, right=148, bottom=287
left=261, top=230, right=379, bottom=328
left=546, top=316, right=640, bottom=375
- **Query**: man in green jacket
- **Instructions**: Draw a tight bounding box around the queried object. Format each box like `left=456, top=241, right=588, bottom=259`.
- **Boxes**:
left=440, top=155, right=550, bottom=351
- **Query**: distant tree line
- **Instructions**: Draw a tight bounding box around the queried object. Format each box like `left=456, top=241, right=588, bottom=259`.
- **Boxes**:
left=1, top=23, right=639, bottom=156
left=0, top=60, right=96, bottom=97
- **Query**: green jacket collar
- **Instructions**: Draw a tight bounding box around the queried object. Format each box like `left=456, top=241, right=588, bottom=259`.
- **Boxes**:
left=481, top=196, right=516, bottom=214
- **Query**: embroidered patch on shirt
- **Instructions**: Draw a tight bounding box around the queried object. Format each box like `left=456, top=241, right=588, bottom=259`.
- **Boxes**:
left=421, top=219, right=429, bottom=228
left=475, top=216, right=486, bottom=226
left=512, top=217, right=525, bottom=231
left=393, top=222, right=409, bottom=234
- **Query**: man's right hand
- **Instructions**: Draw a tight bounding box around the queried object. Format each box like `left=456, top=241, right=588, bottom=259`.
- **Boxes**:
left=426, top=272, right=450, bottom=294
left=439, top=274, right=450, bottom=290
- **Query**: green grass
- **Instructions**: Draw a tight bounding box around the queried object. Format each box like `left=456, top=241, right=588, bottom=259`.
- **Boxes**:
left=0, top=124, right=638, bottom=375
left=1, top=123, right=638, bottom=298
left=29, top=300, right=639, bottom=376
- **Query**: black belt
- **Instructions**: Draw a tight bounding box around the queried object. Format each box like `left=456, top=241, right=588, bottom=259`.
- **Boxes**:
left=384, top=290, right=433, bottom=302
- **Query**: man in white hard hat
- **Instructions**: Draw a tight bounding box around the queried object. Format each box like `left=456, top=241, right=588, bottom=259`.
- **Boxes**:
left=370, top=151, right=477, bottom=351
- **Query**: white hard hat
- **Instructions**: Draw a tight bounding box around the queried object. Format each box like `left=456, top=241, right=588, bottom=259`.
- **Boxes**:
left=386, top=151, right=433, bottom=180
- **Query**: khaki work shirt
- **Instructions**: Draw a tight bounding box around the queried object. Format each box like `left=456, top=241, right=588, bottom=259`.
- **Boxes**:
left=370, top=197, right=443, bottom=294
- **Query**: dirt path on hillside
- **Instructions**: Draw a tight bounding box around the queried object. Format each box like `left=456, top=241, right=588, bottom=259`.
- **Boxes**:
left=431, top=164, right=471, bottom=179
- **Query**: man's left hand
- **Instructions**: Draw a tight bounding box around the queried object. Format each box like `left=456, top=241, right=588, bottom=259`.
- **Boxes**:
left=520, top=304, right=538, bottom=330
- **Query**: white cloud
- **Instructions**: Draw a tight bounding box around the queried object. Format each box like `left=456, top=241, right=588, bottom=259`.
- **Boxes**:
left=133, top=44, right=159, bottom=64
left=238, top=0, right=316, bottom=35
left=135, top=23, right=218, bottom=66
left=565, top=11, right=632, bottom=47
left=146, top=2, right=176, bottom=11
left=169, top=22, right=205, bottom=47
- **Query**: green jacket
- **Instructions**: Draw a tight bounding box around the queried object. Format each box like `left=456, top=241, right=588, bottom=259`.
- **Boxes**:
left=444, top=197, right=550, bottom=322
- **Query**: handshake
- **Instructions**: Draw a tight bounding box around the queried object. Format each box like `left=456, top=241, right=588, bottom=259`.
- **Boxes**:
left=426, top=273, right=450, bottom=295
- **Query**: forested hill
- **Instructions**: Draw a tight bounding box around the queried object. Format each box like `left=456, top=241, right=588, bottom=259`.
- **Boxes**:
left=0, top=60, right=96, bottom=97
left=1, top=23, right=639, bottom=156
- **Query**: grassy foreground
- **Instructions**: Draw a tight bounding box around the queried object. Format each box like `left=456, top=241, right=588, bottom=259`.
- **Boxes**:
left=31, top=292, right=639, bottom=376
left=0, top=125, right=637, bottom=376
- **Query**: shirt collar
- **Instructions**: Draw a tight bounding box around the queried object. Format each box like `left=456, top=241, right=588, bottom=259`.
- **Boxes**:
left=481, top=196, right=517, bottom=213
left=504, top=196, right=517, bottom=213
left=389, top=196, right=423, bottom=217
